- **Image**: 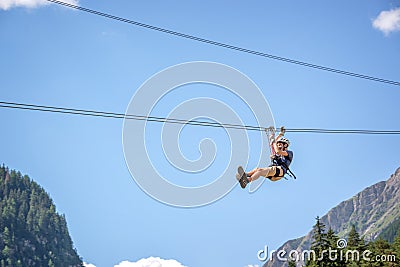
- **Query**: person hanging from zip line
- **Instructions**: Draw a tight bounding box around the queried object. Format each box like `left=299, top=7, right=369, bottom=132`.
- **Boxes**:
left=236, top=126, right=294, bottom=189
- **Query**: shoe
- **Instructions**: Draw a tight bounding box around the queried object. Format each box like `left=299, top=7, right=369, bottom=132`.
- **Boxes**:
left=236, top=173, right=249, bottom=189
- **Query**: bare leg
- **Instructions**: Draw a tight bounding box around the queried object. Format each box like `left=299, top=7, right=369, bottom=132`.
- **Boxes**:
left=247, top=168, right=258, bottom=177
left=249, top=166, right=283, bottom=182
left=248, top=167, right=273, bottom=182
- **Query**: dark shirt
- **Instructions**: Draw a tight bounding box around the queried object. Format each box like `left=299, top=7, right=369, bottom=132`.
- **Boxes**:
left=270, top=150, right=293, bottom=173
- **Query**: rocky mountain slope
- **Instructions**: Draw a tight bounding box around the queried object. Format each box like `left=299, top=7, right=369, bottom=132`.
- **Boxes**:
left=263, top=167, right=400, bottom=267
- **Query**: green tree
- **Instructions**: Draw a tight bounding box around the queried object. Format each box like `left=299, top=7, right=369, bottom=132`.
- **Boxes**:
left=2, top=227, right=11, bottom=245
left=345, top=225, right=364, bottom=267
left=348, top=225, right=363, bottom=249
left=364, top=238, right=394, bottom=267
left=288, top=259, right=297, bottom=267
left=325, top=227, right=345, bottom=267
left=306, top=217, right=330, bottom=267
left=393, top=232, right=400, bottom=260
left=312, top=217, right=328, bottom=251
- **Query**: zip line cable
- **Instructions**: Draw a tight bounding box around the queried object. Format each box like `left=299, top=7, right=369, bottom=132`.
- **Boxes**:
left=1, top=101, right=399, bottom=135
left=45, top=0, right=400, bottom=87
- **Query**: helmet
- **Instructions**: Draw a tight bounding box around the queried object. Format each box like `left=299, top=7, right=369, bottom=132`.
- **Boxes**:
left=277, top=137, right=290, bottom=147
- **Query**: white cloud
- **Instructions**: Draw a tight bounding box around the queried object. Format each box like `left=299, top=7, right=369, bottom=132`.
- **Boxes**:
left=83, top=263, right=97, bottom=267
left=0, top=0, right=79, bottom=10
left=114, top=257, right=187, bottom=267
left=372, top=7, right=400, bottom=35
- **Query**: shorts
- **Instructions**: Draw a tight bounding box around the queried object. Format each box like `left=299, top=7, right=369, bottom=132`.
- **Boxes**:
left=266, top=165, right=285, bottom=179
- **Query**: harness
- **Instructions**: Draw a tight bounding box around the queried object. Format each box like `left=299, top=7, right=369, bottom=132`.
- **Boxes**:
left=265, top=126, right=297, bottom=180
left=271, top=155, right=297, bottom=179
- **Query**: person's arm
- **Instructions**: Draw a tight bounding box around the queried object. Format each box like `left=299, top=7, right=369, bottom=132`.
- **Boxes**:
left=272, top=127, right=287, bottom=156
left=275, top=126, right=285, bottom=141
left=265, top=127, right=276, bottom=155
left=275, top=132, right=284, bottom=142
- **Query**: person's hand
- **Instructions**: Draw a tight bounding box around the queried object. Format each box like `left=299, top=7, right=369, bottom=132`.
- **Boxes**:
left=279, top=126, right=286, bottom=135
left=265, top=126, right=275, bottom=134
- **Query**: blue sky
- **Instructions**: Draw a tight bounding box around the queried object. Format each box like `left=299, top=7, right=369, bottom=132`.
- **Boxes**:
left=1, top=1, right=400, bottom=266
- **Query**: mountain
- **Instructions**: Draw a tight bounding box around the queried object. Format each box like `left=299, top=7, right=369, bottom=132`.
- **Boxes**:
left=378, top=217, right=400, bottom=243
left=0, top=165, right=83, bottom=267
left=263, top=167, right=400, bottom=267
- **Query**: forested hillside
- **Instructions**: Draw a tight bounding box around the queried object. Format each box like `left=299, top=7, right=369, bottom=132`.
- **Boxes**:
left=0, top=165, right=83, bottom=267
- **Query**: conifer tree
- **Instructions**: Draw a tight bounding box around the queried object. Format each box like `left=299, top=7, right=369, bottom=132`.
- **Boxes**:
left=306, top=216, right=330, bottom=267
left=364, top=238, right=393, bottom=267
left=288, top=259, right=297, bottom=267
left=392, top=232, right=400, bottom=262
left=346, top=225, right=364, bottom=267
left=348, top=225, right=363, bottom=249
left=326, top=227, right=344, bottom=267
